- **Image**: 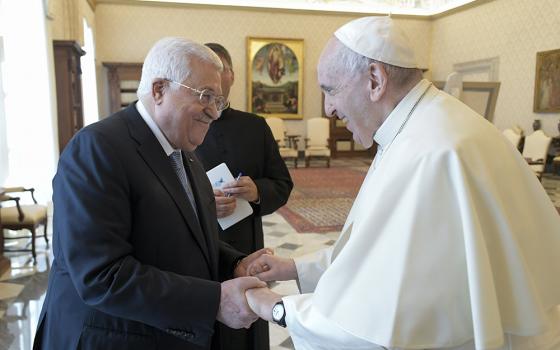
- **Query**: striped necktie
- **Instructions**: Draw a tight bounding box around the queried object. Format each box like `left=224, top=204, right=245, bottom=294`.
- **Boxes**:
left=169, top=151, right=198, bottom=218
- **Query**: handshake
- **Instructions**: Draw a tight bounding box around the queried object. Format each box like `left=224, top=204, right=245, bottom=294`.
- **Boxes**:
left=216, top=248, right=296, bottom=329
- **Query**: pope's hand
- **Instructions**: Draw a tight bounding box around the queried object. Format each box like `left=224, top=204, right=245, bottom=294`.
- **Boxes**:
left=246, top=254, right=297, bottom=282
left=214, top=189, right=236, bottom=218
left=234, top=248, right=274, bottom=278
left=217, top=277, right=266, bottom=329
left=245, top=287, right=282, bottom=322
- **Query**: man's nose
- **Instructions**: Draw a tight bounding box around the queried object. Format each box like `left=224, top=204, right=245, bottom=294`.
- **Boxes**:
left=324, top=100, right=335, bottom=118
left=205, top=105, right=219, bottom=121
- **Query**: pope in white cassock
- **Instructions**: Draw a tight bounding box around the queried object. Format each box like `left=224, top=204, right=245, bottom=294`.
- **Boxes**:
left=244, top=16, right=560, bottom=350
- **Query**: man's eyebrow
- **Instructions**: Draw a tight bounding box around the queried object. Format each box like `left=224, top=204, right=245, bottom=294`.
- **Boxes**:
left=198, top=86, right=218, bottom=93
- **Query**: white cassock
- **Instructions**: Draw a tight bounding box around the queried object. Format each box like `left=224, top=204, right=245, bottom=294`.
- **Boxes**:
left=282, top=79, right=560, bottom=350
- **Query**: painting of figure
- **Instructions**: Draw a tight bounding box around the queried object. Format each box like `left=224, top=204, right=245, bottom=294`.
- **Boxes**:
left=247, top=38, right=303, bottom=119
left=534, top=49, right=560, bottom=113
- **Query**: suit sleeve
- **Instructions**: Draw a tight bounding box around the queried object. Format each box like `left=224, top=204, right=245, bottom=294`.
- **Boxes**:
left=218, top=240, right=245, bottom=281
left=53, top=129, right=220, bottom=348
left=252, top=119, right=293, bottom=215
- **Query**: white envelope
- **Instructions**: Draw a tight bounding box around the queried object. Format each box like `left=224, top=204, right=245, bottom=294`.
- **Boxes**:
left=206, top=163, right=253, bottom=230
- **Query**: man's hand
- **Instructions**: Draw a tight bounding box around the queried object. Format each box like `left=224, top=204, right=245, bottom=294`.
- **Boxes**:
left=234, top=248, right=274, bottom=278
left=214, top=189, right=236, bottom=218
left=246, top=254, right=297, bottom=282
left=217, top=277, right=266, bottom=329
left=245, top=287, right=283, bottom=322
left=222, top=176, right=259, bottom=203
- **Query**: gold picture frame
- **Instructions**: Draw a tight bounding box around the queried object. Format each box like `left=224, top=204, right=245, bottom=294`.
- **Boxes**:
left=247, top=37, right=303, bottom=119
left=533, top=49, right=560, bottom=113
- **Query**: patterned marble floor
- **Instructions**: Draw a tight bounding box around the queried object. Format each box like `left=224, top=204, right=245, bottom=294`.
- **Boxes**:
left=263, top=212, right=341, bottom=350
left=0, top=236, right=51, bottom=350
left=0, top=170, right=558, bottom=350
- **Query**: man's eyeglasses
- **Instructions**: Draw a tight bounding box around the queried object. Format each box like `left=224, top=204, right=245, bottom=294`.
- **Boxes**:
left=166, top=79, right=229, bottom=112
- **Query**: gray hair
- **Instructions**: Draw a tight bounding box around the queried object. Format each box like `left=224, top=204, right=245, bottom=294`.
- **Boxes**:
left=137, top=37, right=223, bottom=98
left=331, top=41, right=422, bottom=88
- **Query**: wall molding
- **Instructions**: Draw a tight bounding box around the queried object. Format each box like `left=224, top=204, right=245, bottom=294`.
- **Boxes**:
left=453, top=57, right=500, bottom=81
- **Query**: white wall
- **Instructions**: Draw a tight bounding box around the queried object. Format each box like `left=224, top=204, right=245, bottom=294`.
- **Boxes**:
left=0, top=0, right=57, bottom=202
left=94, top=1, right=560, bottom=138
left=94, top=3, right=432, bottom=140
left=431, top=0, right=560, bottom=136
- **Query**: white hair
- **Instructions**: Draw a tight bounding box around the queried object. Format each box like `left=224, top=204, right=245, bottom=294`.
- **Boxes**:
left=330, top=40, right=422, bottom=88
left=137, top=37, right=223, bottom=98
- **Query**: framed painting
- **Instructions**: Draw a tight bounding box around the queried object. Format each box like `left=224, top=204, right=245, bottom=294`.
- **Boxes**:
left=534, top=49, right=560, bottom=113
left=246, top=37, right=303, bottom=119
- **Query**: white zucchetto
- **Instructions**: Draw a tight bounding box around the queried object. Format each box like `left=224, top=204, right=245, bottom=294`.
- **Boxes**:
left=334, top=16, right=418, bottom=68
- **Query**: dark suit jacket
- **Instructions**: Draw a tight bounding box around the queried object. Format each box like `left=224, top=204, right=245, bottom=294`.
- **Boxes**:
left=195, top=107, right=293, bottom=350
left=34, top=104, right=243, bottom=350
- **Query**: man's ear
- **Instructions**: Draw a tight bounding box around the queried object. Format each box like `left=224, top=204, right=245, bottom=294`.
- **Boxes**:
left=368, top=62, right=388, bottom=102
left=152, top=80, right=166, bottom=105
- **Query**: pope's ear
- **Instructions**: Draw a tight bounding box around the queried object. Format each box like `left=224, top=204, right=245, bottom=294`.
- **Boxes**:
left=152, top=80, right=166, bottom=105
left=368, top=62, right=388, bottom=102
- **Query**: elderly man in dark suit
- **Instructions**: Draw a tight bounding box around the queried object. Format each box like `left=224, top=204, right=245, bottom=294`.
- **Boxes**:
left=196, top=43, right=293, bottom=350
left=33, top=37, right=267, bottom=350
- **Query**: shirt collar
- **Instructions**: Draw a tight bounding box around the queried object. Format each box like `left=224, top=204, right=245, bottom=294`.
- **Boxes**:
left=373, top=79, right=431, bottom=149
left=136, top=100, right=179, bottom=157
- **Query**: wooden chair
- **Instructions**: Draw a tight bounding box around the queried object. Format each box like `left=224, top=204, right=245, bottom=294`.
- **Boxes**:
left=304, top=118, right=331, bottom=167
left=0, top=187, right=48, bottom=262
left=265, top=117, right=299, bottom=168
left=502, top=128, right=523, bottom=151
left=522, top=130, right=552, bottom=181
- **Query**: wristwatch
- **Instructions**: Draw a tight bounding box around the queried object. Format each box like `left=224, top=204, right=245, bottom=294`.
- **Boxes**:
left=272, top=300, right=287, bottom=327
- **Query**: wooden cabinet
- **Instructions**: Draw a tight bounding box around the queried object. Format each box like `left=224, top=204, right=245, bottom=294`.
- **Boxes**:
left=328, top=118, right=376, bottom=158
left=53, top=41, right=85, bottom=153
left=103, top=62, right=142, bottom=114
left=53, top=40, right=85, bottom=154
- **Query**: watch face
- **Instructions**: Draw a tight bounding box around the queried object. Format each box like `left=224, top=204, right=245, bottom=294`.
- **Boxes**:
left=272, top=303, right=285, bottom=321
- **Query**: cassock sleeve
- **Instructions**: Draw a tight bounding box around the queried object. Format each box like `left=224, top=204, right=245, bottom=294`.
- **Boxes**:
left=282, top=294, right=384, bottom=350
left=252, top=120, right=293, bottom=215
left=294, top=247, right=333, bottom=293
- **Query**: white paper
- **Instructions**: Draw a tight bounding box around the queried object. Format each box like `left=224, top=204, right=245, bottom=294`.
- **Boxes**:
left=206, top=163, right=253, bottom=230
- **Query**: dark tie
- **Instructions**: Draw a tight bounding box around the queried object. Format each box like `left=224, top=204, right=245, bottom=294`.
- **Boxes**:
left=169, top=151, right=198, bottom=218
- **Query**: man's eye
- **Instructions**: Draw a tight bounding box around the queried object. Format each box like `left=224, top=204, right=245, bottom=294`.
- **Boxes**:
left=201, top=92, right=214, bottom=103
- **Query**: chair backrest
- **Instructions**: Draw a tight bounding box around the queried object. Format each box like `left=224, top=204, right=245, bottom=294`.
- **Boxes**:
left=265, top=117, right=286, bottom=147
left=306, top=118, right=329, bottom=147
left=522, top=130, right=552, bottom=161
left=502, top=128, right=522, bottom=149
